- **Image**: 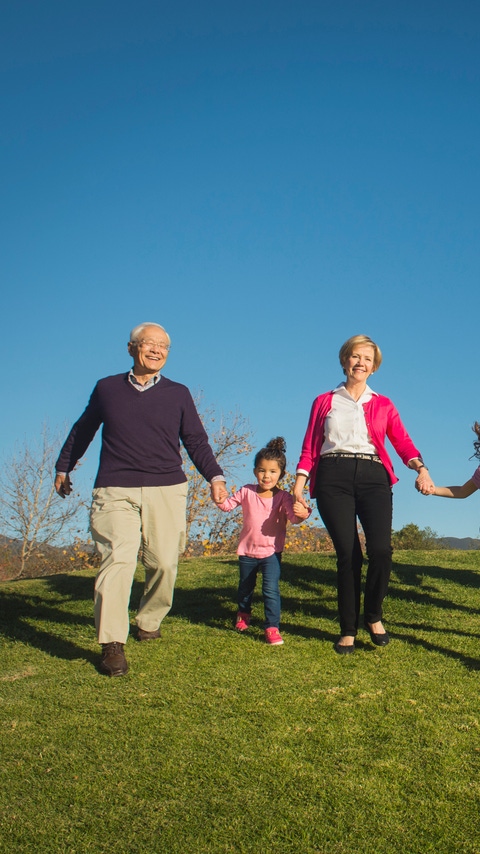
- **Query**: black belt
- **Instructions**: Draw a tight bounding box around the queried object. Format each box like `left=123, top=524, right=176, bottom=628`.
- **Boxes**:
left=323, top=453, right=382, bottom=464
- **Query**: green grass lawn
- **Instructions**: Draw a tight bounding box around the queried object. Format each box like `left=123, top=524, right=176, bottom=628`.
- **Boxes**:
left=1, top=550, right=480, bottom=854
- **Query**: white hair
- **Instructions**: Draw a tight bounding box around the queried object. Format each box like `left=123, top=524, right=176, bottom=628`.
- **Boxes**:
left=129, top=322, right=170, bottom=344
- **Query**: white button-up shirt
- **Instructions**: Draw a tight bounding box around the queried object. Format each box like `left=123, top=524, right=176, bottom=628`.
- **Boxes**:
left=320, top=383, right=378, bottom=456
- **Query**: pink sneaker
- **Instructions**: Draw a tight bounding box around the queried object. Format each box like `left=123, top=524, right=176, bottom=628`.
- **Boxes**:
left=235, top=611, right=251, bottom=631
left=265, top=627, right=284, bottom=645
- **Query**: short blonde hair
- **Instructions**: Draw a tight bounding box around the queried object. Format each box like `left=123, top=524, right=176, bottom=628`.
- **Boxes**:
left=339, top=335, right=382, bottom=373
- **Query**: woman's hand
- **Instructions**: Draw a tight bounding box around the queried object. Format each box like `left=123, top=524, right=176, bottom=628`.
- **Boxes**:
left=409, top=459, right=435, bottom=495
left=415, top=469, right=435, bottom=495
left=293, top=474, right=309, bottom=508
left=293, top=500, right=310, bottom=519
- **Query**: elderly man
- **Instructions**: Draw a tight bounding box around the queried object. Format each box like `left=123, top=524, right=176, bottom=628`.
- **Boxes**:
left=55, top=322, right=227, bottom=676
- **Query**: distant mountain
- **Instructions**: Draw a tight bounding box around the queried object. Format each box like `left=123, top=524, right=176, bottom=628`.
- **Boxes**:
left=439, top=536, right=480, bottom=550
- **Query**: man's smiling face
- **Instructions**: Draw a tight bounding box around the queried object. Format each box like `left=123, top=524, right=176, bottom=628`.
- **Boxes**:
left=128, top=325, right=171, bottom=378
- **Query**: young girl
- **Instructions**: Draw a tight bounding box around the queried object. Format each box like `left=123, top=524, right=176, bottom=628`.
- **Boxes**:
left=217, top=437, right=311, bottom=645
left=433, top=422, right=480, bottom=499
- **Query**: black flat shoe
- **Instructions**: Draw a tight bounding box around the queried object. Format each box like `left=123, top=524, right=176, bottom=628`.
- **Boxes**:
left=334, top=640, right=355, bottom=655
left=365, top=624, right=390, bottom=646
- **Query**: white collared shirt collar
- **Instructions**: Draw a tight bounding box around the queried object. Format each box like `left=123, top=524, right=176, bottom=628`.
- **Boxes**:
left=128, top=369, right=161, bottom=392
left=333, top=381, right=378, bottom=402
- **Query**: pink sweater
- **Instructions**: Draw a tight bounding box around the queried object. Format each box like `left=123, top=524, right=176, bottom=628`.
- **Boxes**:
left=297, top=390, right=422, bottom=495
left=218, top=485, right=308, bottom=557
left=472, top=465, right=480, bottom=488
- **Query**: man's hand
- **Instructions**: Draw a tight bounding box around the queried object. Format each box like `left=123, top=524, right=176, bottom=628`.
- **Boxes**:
left=210, top=480, right=228, bottom=504
left=55, top=473, right=72, bottom=498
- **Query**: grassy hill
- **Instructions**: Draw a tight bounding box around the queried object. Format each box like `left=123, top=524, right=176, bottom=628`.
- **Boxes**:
left=1, top=550, right=480, bottom=853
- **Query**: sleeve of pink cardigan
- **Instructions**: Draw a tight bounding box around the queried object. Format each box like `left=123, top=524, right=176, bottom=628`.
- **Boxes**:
left=385, top=401, right=422, bottom=466
left=296, top=398, right=321, bottom=474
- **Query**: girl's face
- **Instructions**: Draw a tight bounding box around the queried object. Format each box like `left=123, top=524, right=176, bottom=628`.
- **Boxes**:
left=254, top=458, right=283, bottom=492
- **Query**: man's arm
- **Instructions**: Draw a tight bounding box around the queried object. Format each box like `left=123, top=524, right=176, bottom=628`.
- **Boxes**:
left=54, top=385, right=102, bottom=496
left=179, top=390, right=226, bottom=484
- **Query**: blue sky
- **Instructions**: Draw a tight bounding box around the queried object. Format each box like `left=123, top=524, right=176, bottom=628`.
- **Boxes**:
left=2, top=0, right=480, bottom=539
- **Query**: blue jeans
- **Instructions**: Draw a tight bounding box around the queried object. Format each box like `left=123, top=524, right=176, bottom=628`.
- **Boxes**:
left=237, top=553, right=282, bottom=629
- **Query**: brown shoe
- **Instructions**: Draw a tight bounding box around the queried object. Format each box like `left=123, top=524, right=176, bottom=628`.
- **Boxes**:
left=137, top=627, right=162, bottom=642
left=99, top=642, right=128, bottom=676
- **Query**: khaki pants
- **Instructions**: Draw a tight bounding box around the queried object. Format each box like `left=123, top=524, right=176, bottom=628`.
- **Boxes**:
left=90, top=484, right=188, bottom=644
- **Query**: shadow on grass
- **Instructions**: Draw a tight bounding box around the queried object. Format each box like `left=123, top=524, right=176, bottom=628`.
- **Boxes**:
left=1, top=555, right=479, bottom=668
left=0, top=573, right=98, bottom=665
left=160, top=557, right=341, bottom=643
left=393, top=560, right=480, bottom=591
left=388, top=560, right=480, bottom=669
left=389, top=560, right=480, bottom=615
left=391, top=625, right=480, bottom=670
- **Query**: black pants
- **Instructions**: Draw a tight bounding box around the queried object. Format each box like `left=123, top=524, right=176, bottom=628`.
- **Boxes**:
left=315, top=456, right=393, bottom=636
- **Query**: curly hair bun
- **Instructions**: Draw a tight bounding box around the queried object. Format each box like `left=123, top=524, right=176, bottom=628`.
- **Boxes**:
left=266, top=437, right=287, bottom=455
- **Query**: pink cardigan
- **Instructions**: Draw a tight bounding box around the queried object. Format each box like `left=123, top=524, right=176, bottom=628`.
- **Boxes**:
left=297, top=390, right=422, bottom=495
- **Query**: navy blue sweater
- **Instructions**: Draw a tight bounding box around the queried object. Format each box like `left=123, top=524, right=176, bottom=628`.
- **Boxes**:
left=56, top=373, right=224, bottom=488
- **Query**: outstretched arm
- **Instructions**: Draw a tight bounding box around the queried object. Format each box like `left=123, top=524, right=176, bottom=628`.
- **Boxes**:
left=433, top=480, right=478, bottom=499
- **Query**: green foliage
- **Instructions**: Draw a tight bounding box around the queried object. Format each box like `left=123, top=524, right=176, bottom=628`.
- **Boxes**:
left=1, top=550, right=480, bottom=853
left=392, top=522, right=442, bottom=550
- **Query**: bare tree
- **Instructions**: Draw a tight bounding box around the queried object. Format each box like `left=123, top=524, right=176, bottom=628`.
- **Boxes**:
left=181, top=399, right=253, bottom=555
left=0, top=423, right=87, bottom=577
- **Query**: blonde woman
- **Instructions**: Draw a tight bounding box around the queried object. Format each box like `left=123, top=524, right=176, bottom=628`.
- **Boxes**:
left=294, top=335, right=434, bottom=654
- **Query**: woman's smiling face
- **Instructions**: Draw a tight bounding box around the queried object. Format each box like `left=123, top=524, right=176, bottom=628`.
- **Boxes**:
left=343, top=344, right=376, bottom=385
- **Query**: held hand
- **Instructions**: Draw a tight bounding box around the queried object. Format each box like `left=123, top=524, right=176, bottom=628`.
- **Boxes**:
left=293, top=500, right=310, bottom=519
left=210, top=480, right=228, bottom=504
left=292, top=474, right=309, bottom=509
left=55, top=473, right=72, bottom=498
left=293, top=491, right=309, bottom=509
left=415, top=471, right=435, bottom=495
